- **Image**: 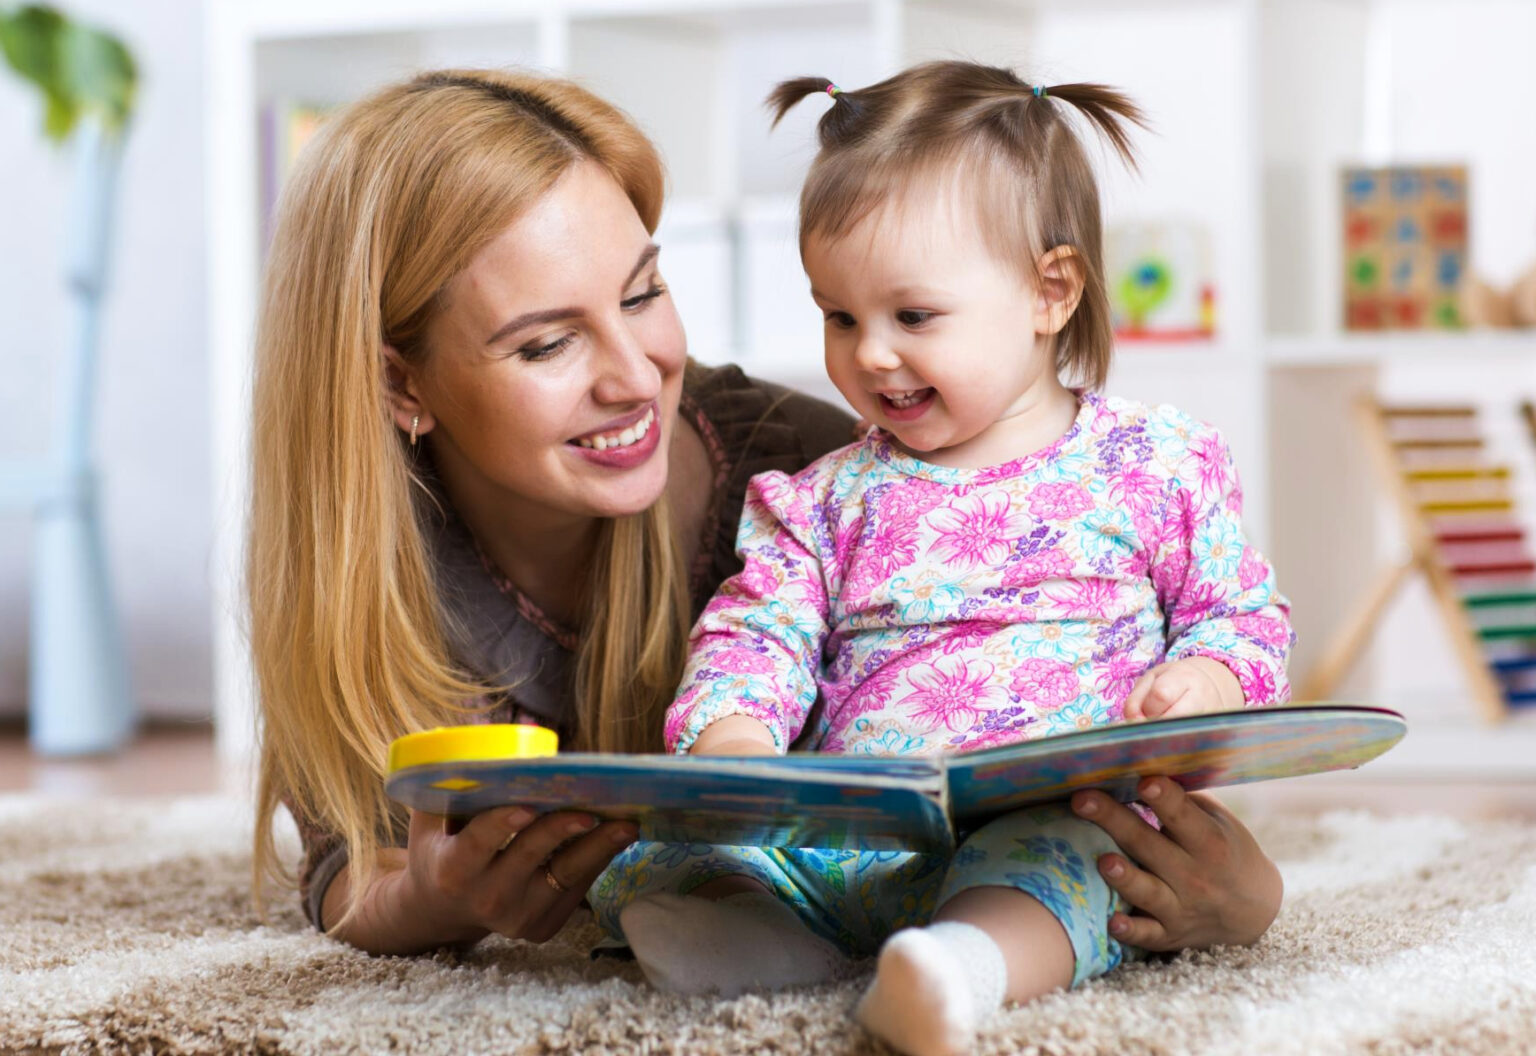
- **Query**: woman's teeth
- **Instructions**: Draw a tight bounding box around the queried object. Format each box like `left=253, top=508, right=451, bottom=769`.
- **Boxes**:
left=577, top=406, right=655, bottom=451
left=886, top=389, right=930, bottom=409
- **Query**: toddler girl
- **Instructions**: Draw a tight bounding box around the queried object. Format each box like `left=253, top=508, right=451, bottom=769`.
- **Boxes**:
left=590, top=61, right=1292, bottom=1056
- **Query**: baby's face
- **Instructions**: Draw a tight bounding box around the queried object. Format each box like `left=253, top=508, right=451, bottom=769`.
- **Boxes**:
left=802, top=181, right=1065, bottom=469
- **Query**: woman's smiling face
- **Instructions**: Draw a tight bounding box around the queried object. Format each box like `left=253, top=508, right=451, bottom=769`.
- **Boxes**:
left=410, top=161, right=688, bottom=523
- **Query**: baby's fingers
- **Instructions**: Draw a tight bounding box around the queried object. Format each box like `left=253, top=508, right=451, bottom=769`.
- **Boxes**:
left=1122, top=667, right=1162, bottom=722
left=1141, top=670, right=1191, bottom=720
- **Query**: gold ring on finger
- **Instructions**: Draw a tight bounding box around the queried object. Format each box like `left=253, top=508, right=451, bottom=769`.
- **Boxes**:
left=543, top=864, right=569, bottom=894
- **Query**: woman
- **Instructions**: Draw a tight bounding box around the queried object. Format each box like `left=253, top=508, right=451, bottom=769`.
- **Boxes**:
left=249, top=68, right=1282, bottom=959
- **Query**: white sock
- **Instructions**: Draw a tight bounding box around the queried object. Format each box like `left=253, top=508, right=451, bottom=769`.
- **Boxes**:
left=618, top=890, right=850, bottom=997
left=854, top=922, right=1008, bottom=1056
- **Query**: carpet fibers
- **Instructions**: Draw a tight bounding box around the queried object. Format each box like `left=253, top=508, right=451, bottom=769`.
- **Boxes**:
left=3, top=795, right=1535, bottom=1055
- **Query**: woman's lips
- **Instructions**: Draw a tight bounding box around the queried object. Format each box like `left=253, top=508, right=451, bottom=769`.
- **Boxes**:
left=567, top=403, right=661, bottom=468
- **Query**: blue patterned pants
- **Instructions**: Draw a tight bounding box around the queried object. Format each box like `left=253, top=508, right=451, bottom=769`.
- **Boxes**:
left=589, top=803, right=1134, bottom=988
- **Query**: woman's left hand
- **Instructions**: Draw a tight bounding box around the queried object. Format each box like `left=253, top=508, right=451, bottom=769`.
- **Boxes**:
left=1069, top=776, right=1282, bottom=951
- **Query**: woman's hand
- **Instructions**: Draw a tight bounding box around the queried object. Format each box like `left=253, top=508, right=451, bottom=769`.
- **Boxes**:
left=398, top=806, right=639, bottom=945
left=326, top=805, right=638, bottom=954
left=1070, top=777, right=1282, bottom=951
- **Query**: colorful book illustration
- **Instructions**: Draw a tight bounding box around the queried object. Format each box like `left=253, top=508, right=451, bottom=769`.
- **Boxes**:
left=386, top=705, right=1406, bottom=852
left=1342, top=165, right=1468, bottom=330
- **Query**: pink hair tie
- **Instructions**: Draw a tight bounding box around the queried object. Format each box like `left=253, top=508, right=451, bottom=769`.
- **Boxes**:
left=826, top=83, right=842, bottom=98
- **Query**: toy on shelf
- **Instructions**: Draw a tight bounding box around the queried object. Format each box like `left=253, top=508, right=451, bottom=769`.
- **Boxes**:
left=1462, top=265, right=1536, bottom=329
left=1342, top=165, right=1468, bottom=331
left=1301, top=400, right=1536, bottom=719
left=1105, top=220, right=1217, bottom=343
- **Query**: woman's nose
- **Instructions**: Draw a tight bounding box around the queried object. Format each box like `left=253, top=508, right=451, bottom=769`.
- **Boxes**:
left=591, top=324, right=662, bottom=406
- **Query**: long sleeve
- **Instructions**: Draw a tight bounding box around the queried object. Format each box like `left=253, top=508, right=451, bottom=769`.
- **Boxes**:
left=665, top=470, right=833, bottom=754
left=1150, top=422, right=1294, bottom=706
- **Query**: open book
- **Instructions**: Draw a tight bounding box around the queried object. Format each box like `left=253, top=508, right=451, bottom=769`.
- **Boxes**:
left=385, top=704, right=1405, bottom=852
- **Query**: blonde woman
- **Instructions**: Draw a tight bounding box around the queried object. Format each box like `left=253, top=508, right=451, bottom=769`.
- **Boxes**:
left=249, top=69, right=1284, bottom=959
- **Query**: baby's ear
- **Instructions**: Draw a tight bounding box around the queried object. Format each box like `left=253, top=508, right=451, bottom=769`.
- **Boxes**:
left=1033, top=246, right=1086, bottom=336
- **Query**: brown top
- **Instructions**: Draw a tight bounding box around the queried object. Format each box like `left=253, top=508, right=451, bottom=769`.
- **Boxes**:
left=293, top=362, right=856, bottom=930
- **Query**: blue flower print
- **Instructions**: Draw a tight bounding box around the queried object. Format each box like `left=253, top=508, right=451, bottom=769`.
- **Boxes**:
left=1080, top=508, right=1137, bottom=563
left=742, top=598, right=823, bottom=640
left=1042, top=693, right=1112, bottom=736
left=1193, top=517, right=1244, bottom=580
left=652, top=842, right=716, bottom=869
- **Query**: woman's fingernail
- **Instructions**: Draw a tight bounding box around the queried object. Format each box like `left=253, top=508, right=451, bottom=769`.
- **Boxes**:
left=568, top=816, right=599, bottom=836
left=506, top=808, right=535, bottom=828
left=1110, top=918, right=1128, bottom=936
left=1103, top=859, right=1125, bottom=879
left=611, top=825, right=638, bottom=845
left=1075, top=796, right=1099, bottom=817
left=1143, top=779, right=1163, bottom=800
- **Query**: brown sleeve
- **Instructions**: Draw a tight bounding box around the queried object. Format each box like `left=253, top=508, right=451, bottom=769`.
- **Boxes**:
left=283, top=793, right=350, bottom=932
left=683, top=361, right=856, bottom=611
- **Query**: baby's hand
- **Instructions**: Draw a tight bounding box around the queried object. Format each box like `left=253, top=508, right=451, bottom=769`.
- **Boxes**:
left=689, top=714, right=781, bottom=756
left=1122, top=657, right=1244, bottom=722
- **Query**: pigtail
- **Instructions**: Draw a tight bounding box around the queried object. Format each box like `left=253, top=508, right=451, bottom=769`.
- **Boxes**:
left=767, top=76, right=865, bottom=147
left=1029, top=82, right=1148, bottom=172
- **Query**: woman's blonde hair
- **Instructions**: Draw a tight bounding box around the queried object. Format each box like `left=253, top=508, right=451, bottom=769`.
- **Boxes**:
left=769, top=61, right=1147, bottom=391
left=249, top=69, right=689, bottom=927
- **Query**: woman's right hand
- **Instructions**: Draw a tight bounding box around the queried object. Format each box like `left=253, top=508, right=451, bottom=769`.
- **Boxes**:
left=404, top=806, right=640, bottom=943
left=374, top=806, right=638, bottom=951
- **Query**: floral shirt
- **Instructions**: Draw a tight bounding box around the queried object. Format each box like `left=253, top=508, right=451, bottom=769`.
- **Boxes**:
left=665, top=392, right=1294, bottom=757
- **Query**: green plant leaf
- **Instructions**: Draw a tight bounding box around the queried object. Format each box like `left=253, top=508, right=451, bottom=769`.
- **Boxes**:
left=0, top=4, right=137, bottom=142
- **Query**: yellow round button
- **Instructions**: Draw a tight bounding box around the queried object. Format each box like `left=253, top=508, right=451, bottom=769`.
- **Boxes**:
left=388, top=724, right=559, bottom=773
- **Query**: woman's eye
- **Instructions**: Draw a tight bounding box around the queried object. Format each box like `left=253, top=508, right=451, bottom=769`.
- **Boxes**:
left=825, top=312, right=856, bottom=329
left=896, top=309, right=934, bottom=328
left=517, top=333, right=575, bottom=362
left=621, top=285, right=666, bottom=311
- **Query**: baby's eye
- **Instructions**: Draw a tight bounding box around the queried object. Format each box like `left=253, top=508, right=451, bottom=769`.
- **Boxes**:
left=824, top=311, right=857, bottom=330
left=896, top=309, right=934, bottom=328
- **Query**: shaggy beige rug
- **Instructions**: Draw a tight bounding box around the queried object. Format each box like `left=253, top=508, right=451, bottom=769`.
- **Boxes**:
left=4, top=794, right=1536, bottom=1055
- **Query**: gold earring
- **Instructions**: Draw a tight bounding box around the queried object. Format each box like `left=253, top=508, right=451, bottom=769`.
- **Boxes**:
left=410, top=415, right=420, bottom=446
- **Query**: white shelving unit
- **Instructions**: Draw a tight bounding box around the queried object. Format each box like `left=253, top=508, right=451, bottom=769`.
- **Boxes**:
left=206, top=0, right=1536, bottom=774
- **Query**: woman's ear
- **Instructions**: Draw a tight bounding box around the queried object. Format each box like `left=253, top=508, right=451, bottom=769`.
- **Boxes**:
left=1033, top=246, right=1086, bottom=336
left=382, top=344, right=434, bottom=442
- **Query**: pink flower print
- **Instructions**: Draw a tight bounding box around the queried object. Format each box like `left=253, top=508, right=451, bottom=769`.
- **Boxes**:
left=1110, top=465, right=1163, bottom=514
left=886, top=478, right=948, bottom=523
left=1237, top=545, right=1268, bottom=591
left=750, top=474, right=787, bottom=508
left=924, top=491, right=1027, bottom=569
left=711, top=645, right=778, bottom=676
left=832, top=515, right=864, bottom=570
left=1047, top=576, right=1121, bottom=620
left=1235, top=657, right=1280, bottom=705
left=1009, top=658, right=1079, bottom=710
left=1188, top=433, right=1232, bottom=502
left=1232, top=613, right=1291, bottom=650
left=1095, top=652, right=1144, bottom=715
left=1004, top=548, right=1073, bottom=589
left=1027, top=481, right=1094, bottom=521
left=737, top=558, right=780, bottom=599
left=903, top=656, right=1001, bottom=732
left=1152, top=546, right=1191, bottom=600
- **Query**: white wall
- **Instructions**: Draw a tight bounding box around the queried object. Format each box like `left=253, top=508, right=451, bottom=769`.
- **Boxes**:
left=0, top=0, right=210, bottom=720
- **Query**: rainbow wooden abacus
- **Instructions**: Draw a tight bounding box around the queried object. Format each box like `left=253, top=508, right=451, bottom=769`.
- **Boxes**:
left=1301, top=399, right=1536, bottom=719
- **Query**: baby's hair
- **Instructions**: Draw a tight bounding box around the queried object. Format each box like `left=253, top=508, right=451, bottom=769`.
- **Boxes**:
left=768, top=61, right=1148, bottom=390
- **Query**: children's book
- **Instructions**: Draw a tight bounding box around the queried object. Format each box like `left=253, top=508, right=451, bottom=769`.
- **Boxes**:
left=385, top=705, right=1406, bottom=852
